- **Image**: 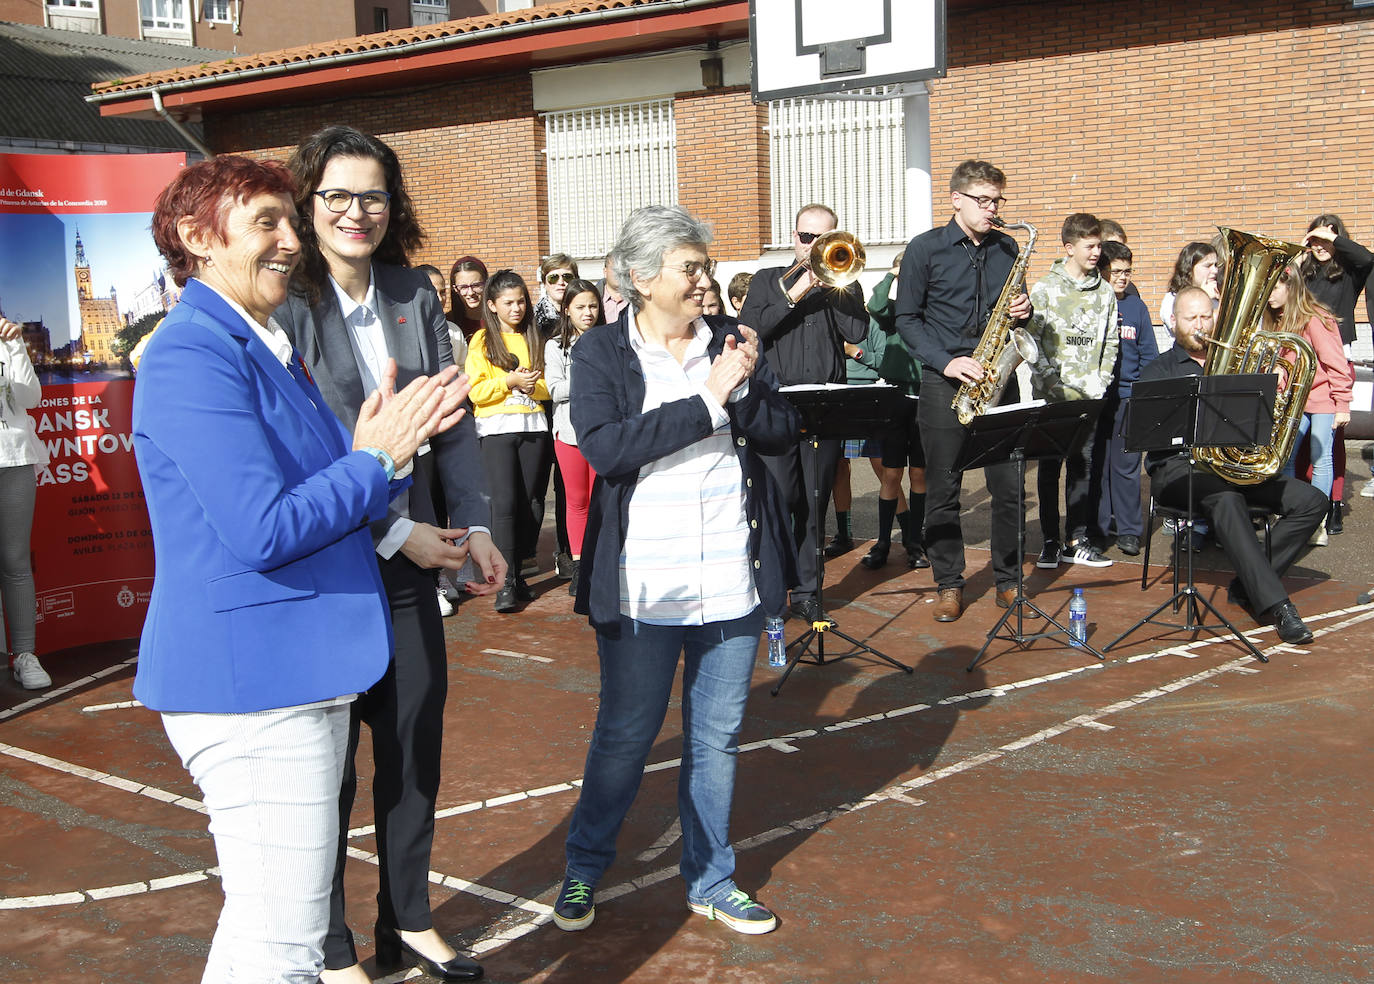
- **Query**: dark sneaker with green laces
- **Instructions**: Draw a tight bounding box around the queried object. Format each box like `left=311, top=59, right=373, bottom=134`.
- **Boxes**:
left=553, top=876, right=595, bottom=931
left=688, top=889, right=777, bottom=935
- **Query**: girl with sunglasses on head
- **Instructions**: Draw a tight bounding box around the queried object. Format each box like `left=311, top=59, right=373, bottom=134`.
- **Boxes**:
left=543, top=279, right=604, bottom=595
left=1299, top=215, right=1373, bottom=520
left=466, top=269, right=553, bottom=611
left=1266, top=264, right=1353, bottom=547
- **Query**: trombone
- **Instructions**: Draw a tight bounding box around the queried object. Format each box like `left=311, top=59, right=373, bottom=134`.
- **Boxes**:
left=781, top=230, right=866, bottom=298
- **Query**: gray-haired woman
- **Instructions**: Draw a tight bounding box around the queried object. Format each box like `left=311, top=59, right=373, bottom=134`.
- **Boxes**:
left=550, top=205, right=800, bottom=936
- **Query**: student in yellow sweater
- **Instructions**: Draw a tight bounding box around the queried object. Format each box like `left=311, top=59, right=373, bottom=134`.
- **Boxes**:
left=466, top=269, right=552, bottom=611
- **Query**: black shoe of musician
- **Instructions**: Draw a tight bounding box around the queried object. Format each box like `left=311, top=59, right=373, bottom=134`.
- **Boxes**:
left=905, top=540, right=930, bottom=569
left=1269, top=601, right=1313, bottom=645
left=790, top=598, right=826, bottom=624
left=1327, top=501, right=1343, bottom=535
left=1115, top=534, right=1141, bottom=556
left=823, top=535, right=854, bottom=558
left=859, top=543, right=889, bottom=569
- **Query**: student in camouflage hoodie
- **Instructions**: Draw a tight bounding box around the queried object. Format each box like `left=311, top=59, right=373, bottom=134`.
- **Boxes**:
left=1026, top=212, right=1118, bottom=568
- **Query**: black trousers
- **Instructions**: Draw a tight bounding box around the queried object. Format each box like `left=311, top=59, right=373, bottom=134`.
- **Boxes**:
left=479, top=430, right=553, bottom=572
left=763, top=437, right=841, bottom=601
left=917, top=373, right=1022, bottom=592
left=325, top=553, right=448, bottom=968
left=1036, top=403, right=1101, bottom=546
left=1151, top=460, right=1327, bottom=614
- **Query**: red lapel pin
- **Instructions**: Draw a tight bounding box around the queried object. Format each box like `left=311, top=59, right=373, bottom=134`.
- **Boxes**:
left=397, top=317, right=407, bottom=324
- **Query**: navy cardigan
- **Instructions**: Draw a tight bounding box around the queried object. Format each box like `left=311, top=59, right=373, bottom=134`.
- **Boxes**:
left=569, top=311, right=802, bottom=637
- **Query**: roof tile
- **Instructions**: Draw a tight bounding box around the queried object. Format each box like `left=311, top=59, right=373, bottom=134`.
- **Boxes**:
left=91, top=0, right=687, bottom=96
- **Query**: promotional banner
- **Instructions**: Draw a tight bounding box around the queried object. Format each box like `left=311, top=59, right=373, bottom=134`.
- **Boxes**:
left=0, top=152, right=186, bottom=655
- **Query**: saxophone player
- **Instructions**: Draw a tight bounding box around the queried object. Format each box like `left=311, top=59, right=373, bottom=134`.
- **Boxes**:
left=1138, top=287, right=1327, bottom=644
left=895, top=160, right=1033, bottom=623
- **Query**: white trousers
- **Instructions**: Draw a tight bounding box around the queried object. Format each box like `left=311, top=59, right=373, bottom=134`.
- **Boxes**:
left=162, top=703, right=350, bottom=984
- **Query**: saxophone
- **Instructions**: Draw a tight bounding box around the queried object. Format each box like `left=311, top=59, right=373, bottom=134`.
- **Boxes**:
left=952, top=217, right=1038, bottom=426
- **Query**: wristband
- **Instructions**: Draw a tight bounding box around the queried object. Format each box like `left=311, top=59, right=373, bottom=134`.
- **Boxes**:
left=360, top=446, right=396, bottom=481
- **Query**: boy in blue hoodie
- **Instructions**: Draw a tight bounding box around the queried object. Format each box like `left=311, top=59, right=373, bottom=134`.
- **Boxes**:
left=1026, top=212, right=1118, bottom=568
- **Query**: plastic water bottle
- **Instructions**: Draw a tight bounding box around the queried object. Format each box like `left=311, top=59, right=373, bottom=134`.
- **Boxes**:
left=1068, top=588, right=1087, bottom=648
left=764, top=616, right=787, bottom=668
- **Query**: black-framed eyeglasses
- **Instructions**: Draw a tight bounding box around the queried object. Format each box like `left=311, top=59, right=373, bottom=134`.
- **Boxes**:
left=314, top=189, right=391, bottom=214
left=453, top=280, right=487, bottom=293
left=675, top=258, right=717, bottom=280
left=796, top=230, right=821, bottom=244
left=957, top=192, right=1007, bottom=211
left=545, top=271, right=575, bottom=285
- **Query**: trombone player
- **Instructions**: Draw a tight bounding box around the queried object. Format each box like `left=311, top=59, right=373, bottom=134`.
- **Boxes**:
left=740, top=203, right=868, bottom=622
left=1138, top=286, right=1327, bottom=644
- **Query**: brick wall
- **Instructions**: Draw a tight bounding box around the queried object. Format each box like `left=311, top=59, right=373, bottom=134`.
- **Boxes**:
left=933, top=0, right=1374, bottom=307
left=674, top=86, right=770, bottom=258
left=206, top=74, right=547, bottom=281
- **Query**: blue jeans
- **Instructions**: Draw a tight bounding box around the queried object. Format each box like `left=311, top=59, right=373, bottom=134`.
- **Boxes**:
left=1284, top=412, right=1336, bottom=497
left=564, top=607, right=763, bottom=906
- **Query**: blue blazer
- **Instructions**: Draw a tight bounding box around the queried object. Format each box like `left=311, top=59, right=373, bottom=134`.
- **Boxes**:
left=131, top=279, right=396, bottom=713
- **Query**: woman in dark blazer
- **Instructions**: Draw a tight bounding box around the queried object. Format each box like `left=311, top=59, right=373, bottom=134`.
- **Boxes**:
left=551, top=205, right=800, bottom=937
left=273, top=125, right=500, bottom=984
left=134, top=155, right=461, bottom=982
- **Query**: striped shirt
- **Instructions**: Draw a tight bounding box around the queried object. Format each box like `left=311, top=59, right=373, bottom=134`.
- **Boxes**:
left=620, top=314, right=757, bottom=625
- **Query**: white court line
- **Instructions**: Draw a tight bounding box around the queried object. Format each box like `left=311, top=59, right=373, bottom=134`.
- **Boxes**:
left=0, top=741, right=204, bottom=813
left=82, top=699, right=144, bottom=713
left=482, top=648, right=553, bottom=664
left=5, top=604, right=1370, bottom=913
left=0, top=656, right=138, bottom=723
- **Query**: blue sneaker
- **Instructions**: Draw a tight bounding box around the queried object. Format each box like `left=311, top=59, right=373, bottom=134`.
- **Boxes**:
left=552, top=876, right=595, bottom=931
left=688, top=889, right=777, bottom=935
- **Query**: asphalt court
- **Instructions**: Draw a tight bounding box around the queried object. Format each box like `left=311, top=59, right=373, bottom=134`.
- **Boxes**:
left=3, top=546, right=1372, bottom=983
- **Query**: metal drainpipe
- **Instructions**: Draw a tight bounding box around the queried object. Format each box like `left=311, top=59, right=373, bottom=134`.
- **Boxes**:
left=87, top=0, right=729, bottom=105
left=150, top=89, right=216, bottom=159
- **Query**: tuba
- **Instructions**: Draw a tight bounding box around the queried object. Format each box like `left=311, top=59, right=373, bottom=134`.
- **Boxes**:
left=1192, top=228, right=1315, bottom=486
left=952, top=217, right=1039, bottom=426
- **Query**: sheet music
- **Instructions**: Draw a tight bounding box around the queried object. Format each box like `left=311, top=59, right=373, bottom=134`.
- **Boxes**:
left=982, top=398, right=1046, bottom=416
left=779, top=381, right=895, bottom=392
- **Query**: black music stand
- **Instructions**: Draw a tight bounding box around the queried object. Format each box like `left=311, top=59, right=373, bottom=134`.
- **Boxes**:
left=957, top=398, right=1105, bottom=671
left=770, top=384, right=915, bottom=696
left=1103, top=372, right=1276, bottom=661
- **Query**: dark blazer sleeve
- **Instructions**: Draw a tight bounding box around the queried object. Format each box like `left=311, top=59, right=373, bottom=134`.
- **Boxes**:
left=571, top=323, right=719, bottom=480
left=400, top=268, right=491, bottom=530
left=725, top=356, right=801, bottom=455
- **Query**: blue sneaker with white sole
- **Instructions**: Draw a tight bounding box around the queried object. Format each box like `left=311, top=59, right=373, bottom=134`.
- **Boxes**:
left=688, top=889, right=777, bottom=935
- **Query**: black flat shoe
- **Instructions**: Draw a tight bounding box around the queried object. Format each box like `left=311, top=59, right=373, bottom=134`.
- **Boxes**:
left=375, top=924, right=483, bottom=982
left=859, top=543, right=889, bottom=569
left=822, top=535, right=854, bottom=558
left=904, top=540, right=930, bottom=569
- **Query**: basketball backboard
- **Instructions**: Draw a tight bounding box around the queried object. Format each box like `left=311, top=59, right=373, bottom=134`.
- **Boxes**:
left=750, top=0, right=946, bottom=102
